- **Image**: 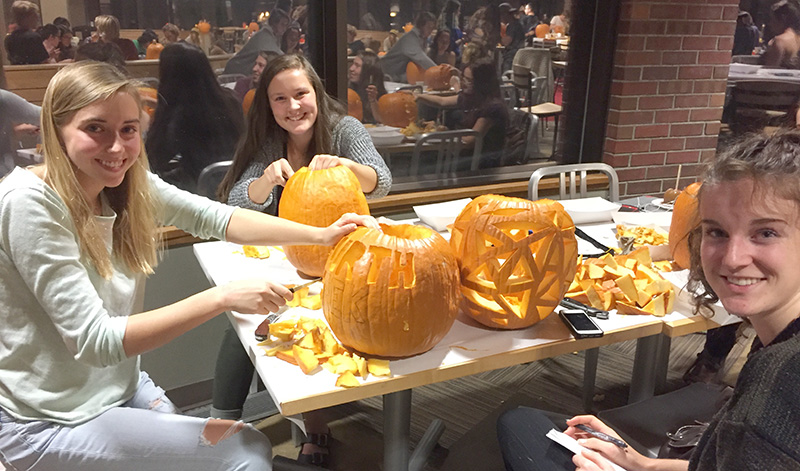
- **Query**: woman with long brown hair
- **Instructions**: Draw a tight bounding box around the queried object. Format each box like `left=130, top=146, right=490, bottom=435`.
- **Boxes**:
left=215, top=54, right=390, bottom=467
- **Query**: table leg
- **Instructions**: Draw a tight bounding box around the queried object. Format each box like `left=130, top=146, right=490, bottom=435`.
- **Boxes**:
left=629, top=334, right=662, bottom=403
left=383, top=389, right=446, bottom=471
left=384, top=390, right=411, bottom=471
left=653, top=335, right=671, bottom=395
left=582, top=347, right=599, bottom=412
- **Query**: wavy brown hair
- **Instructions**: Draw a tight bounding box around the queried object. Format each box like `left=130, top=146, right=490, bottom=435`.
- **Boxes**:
left=41, top=61, right=160, bottom=278
left=217, top=54, right=345, bottom=200
left=687, top=130, right=800, bottom=316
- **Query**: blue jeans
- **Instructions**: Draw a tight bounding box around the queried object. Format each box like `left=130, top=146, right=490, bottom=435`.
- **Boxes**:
left=0, top=372, right=271, bottom=470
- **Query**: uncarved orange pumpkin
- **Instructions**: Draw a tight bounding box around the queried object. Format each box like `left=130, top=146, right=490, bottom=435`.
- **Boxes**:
left=669, top=182, right=702, bottom=270
left=197, top=20, right=212, bottom=34
left=451, top=195, right=578, bottom=329
left=424, top=64, right=453, bottom=91
left=377, top=92, right=417, bottom=128
left=347, top=88, right=363, bottom=121
left=248, top=21, right=259, bottom=32
left=322, top=224, right=460, bottom=357
left=242, top=88, right=256, bottom=115
left=406, top=61, right=426, bottom=84
left=535, top=23, right=550, bottom=38
left=145, top=41, right=163, bottom=59
left=278, top=164, right=370, bottom=277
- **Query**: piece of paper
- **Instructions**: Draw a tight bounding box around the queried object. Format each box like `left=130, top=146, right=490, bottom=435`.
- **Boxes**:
left=546, top=429, right=626, bottom=471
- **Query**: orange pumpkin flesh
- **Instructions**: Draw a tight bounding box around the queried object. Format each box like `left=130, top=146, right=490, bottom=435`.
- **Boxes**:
left=137, top=87, right=158, bottom=118
left=669, top=182, right=702, bottom=270
left=451, top=195, right=578, bottom=329
left=377, top=92, right=418, bottom=128
left=424, top=64, right=453, bottom=91
left=347, top=88, right=363, bottom=122
left=322, top=224, right=460, bottom=357
left=278, top=164, right=370, bottom=277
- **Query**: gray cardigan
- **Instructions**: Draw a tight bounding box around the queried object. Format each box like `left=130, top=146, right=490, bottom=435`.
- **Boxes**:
left=227, top=115, right=391, bottom=215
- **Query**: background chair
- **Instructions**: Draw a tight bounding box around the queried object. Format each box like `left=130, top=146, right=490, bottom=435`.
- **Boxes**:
left=528, top=163, right=620, bottom=411
left=512, top=47, right=554, bottom=106
left=196, top=160, right=232, bottom=200
left=409, top=129, right=482, bottom=176
left=500, top=83, right=518, bottom=109
left=726, top=80, right=800, bottom=134
left=528, top=162, right=619, bottom=202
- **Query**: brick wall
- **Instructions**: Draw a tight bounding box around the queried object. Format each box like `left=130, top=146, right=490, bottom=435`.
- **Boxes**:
left=603, top=0, right=739, bottom=197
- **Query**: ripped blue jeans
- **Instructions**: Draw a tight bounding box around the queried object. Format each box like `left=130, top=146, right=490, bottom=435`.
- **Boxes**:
left=0, top=372, right=271, bottom=470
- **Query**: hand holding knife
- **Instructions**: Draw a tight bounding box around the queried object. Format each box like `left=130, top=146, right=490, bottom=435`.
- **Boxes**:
left=255, top=278, right=322, bottom=340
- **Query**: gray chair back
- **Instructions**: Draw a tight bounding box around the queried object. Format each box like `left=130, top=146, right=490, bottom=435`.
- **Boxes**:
left=410, top=129, right=483, bottom=176
left=528, top=163, right=620, bottom=202
left=197, top=161, right=233, bottom=200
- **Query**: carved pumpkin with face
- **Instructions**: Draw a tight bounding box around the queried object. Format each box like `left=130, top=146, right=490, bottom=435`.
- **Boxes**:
left=451, top=195, right=578, bottom=329
left=322, top=224, right=460, bottom=357
left=278, top=164, right=370, bottom=277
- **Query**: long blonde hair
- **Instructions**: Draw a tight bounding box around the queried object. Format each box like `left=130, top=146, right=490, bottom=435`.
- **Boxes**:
left=41, top=61, right=160, bottom=278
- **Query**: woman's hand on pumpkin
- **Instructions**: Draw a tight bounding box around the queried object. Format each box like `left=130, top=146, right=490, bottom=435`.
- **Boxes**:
left=262, top=158, right=295, bottom=186
left=319, top=213, right=379, bottom=245
left=308, top=154, right=343, bottom=170
left=218, top=279, right=293, bottom=314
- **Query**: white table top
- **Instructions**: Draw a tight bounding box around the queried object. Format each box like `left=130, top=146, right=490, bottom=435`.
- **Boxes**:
left=192, top=218, right=733, bottom=416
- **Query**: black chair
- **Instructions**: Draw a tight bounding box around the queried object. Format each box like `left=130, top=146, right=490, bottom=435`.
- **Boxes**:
left=196, top=161, right=232, bottom=200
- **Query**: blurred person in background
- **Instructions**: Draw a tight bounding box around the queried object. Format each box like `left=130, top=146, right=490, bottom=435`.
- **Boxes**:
left=38, top=23, right=61, bottom=63
left=0, top=48, right=41, bottom=176
left=133, top=29, right=159, bottom=57
left=439, top=0, right=464, bottom=61
left=761, top=0, right=800, bottom=68
left=428, top=29, right=456, bottom=66
left=282, top=22, right=304, bottom=56
left=95, top=14, right=138, bottom=61
left=57, top=24, right=76, bottom=61
left=146, top=43, right=244, bottom=193
left=162, top=23, right=181, bottom=46
left=224, top=9, right=289, bottom=76
left=349, top=50, right=388, bottom=124
left=381, top=12, right=437, bottom=82
left=233, top=50, right=280, bottom=102
left=347, top=24, right=365, bottom=56
left=5, top=1, right=49, bottom=64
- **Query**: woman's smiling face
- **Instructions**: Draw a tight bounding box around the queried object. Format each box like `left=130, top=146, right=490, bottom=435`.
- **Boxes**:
left=700, top=178, right=800, bottom=329
left=267, top=68, right=318, bottom=139
left=59, top=91, right=140, bottom=199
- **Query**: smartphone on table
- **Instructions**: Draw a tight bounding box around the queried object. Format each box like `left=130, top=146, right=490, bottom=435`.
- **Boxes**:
left=559, top=309, right=604, bottom=339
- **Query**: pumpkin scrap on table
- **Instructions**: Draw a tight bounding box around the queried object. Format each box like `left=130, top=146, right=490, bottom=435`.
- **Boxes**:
left=450, top=195, right=578, bottom=330
left=284, top=284, right=321, bottom=310
left=615, top=225, right=668, bottom=247
left=259, top=316, right=391, bottom=388
left=242, top=245, right=271, bottom=259
left=322, top=224, right=460, bottom=357
left=566, top=247, right=675, bottom=316
left=278, top=163, right=370, bottom=278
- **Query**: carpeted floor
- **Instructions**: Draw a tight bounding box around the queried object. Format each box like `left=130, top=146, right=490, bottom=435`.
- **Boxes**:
left=191, top=327, right=751, bottom=470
